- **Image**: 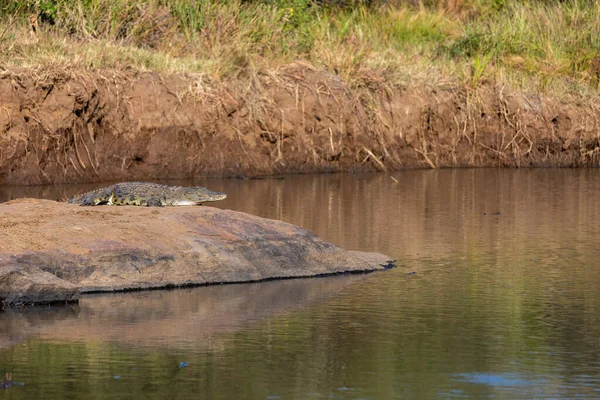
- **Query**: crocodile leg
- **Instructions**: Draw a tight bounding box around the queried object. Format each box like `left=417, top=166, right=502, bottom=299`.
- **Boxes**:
left=146, top=198, right=164, bottom=207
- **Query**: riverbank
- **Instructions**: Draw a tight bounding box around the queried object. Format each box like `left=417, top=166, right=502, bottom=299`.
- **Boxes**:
left=1, top=67, right=599, bottom=184
left=1, top=1, right=600, bottom=184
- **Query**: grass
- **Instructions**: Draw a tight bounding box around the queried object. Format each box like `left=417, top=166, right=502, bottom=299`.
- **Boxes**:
left=1, top=0, right=600, bottom=97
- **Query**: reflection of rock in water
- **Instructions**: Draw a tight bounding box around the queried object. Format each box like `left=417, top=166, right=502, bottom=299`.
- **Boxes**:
left=0, top=274, right=370, bottom=350
left=0, top=304, right=80, bottom=349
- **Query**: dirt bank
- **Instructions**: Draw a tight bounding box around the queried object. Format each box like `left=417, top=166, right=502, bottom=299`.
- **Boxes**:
left=0, top=66, right=598, bottom=185
left=0, top=199, right=393, bottom=305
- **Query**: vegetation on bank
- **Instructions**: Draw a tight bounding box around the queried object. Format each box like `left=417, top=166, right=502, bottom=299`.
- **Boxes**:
left=0, top=0, right=599, bottom=96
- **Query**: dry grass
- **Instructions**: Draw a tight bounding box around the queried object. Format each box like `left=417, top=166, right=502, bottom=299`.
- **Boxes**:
left=1, top=0, right=600, bottom=99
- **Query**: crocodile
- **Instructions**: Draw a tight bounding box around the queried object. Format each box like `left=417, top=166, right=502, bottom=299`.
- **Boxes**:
left=66, top=182, right=227, bottom=206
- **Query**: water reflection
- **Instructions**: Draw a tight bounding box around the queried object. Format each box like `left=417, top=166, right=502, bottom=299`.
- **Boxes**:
left=0, top=274, right=370, bottom=350
left=3, top=169, right=600, bottom=258
left=1, top=169, right=600, bottom=399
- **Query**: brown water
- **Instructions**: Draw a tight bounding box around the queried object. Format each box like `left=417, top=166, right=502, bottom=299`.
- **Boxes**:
left=1, top=169, right=600, bottom=399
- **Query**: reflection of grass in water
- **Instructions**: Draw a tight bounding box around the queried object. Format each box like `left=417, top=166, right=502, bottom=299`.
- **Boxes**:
left=219, top=245, right=600, bottom=397
left=2, top=246, right=600, bottom=399
left=1, top=340, right=208, bottom=398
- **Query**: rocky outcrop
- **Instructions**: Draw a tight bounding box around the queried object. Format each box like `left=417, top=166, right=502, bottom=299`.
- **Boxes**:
left=0, top=199, right=394, bottom=306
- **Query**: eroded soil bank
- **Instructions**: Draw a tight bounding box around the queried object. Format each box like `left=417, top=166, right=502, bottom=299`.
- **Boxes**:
left=0, top=198, right=393, bottom=305
left=0, top=66, right=599, bottom=185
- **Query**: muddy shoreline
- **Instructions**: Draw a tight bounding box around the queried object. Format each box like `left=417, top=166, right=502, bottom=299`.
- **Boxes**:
left=0, top=66, right=598, bottom=185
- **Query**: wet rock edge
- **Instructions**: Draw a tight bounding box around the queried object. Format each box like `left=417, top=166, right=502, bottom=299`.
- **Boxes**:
left=0, top=256, right=396, bottom=308
left=0, top=242, right=396, bottom=309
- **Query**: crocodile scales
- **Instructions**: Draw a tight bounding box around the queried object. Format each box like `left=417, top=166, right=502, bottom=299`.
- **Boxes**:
left=66, top=182, right=227, bottom=206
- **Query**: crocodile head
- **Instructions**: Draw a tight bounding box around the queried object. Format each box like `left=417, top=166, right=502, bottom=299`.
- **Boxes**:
left=168, top=186, right=228, bottom=205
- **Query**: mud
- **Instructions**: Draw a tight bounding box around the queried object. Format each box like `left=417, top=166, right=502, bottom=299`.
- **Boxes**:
left=0, top=66, right=598, bottom=185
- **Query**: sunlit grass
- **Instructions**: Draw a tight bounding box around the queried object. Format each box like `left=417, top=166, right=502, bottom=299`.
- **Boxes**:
left=1, top=0, right=600, bottom=97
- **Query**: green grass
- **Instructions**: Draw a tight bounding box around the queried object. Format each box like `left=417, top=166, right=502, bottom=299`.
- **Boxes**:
left=1, top=0, right=600, bottom=97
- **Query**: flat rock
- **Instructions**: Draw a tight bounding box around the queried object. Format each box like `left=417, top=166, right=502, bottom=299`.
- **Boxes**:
left=0, top=199, right=394, bottom=305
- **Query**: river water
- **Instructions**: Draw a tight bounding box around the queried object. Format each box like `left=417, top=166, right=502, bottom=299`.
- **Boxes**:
left=1, top=169, right=600, bottom=399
